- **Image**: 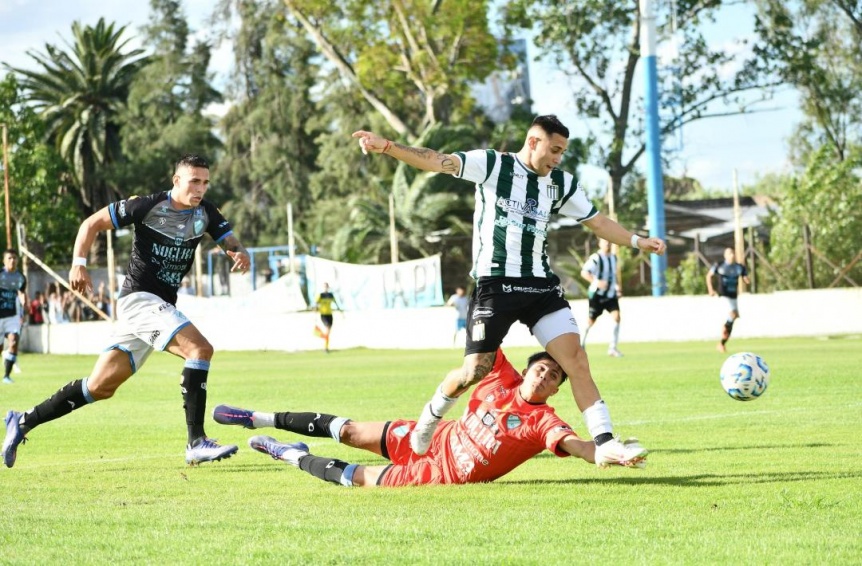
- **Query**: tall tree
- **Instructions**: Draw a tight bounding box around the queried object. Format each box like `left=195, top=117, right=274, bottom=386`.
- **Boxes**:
left=7, top=18, right=147, bottom=222
left=502, top=1, right=779, bottom=204
left=0, top=74, right=79, bottom=264
left=753, top=0, right=862, bottom=163
left=764, top=144, right=862, bottom=289
left=281, top=0, right=499, bottom=141
left=115, top=0, right=223, bottom=197
left=213, top=0, right=324, bottom=247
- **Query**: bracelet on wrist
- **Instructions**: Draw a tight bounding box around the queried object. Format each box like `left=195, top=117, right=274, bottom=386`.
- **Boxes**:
left=630, top=234, right=640, bottom=249
left=382, top=140, right=392, bottom=154
left=72, top=257, right=87, bottom=267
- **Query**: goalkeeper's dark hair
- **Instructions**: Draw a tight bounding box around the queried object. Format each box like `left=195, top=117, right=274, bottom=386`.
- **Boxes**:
left=526, top=351, right=568, bottom=384
left=175, top=154, right=210, bottom=172
left=531, top=115, right=569, bottom=140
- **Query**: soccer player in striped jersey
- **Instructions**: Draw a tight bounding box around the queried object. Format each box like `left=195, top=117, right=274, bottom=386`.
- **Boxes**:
left=352, top=115, right=666, bottom=461
left=580, top=238, right=624, bottom=357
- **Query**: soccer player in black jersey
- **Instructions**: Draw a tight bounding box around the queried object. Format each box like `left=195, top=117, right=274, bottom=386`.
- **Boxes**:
left=0, top=250, right=27, bottom=384
left=707, top=247, right=750, bottom=353
left=2, top=155, right=251, bottom=468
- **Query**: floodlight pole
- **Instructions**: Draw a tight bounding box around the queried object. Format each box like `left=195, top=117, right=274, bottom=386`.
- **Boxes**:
left=640, top=0, right=668, bottom=296
left=2, top=124, right=11, bottom=249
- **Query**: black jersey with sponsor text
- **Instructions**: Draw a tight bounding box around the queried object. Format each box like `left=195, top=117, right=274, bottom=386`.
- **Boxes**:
left=0, top=269, right=26, bottom=318
left=109, top=192, right=232, bottom=305
left=710, top=261, right=748, bottom=299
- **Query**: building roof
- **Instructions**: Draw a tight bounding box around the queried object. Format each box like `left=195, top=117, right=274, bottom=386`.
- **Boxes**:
left=665, top=195, right=776, bottom=241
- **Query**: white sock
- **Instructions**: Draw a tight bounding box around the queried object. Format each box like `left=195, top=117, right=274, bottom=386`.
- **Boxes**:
left=610, top=323, right=620, bottom=350
left=251, top=411, right=274, bottom=428
left=581, top=326, right=591, bottom=347
left=429, top=386, right=458, bottom=418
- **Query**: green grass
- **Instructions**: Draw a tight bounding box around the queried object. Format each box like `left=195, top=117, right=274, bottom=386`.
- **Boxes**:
left=0, top=336, right=860, bottom=564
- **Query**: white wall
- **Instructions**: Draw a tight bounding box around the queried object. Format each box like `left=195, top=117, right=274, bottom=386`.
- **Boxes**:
left=20, top=288, right=862, bottom=355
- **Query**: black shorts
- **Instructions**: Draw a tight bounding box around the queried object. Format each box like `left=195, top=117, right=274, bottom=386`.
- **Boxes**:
left=588, top=295, right=620, bottom=320
left=320, top=314, right=333, bottom=328
left=465, top=276, right=570, bottom=355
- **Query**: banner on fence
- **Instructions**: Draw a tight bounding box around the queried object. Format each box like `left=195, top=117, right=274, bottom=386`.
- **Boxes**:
left=305, top=255, right=444, bottom=310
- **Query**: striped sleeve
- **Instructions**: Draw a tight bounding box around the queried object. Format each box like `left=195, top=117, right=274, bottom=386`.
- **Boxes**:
left=454, top=149, right=497, bottom=184
left=555, top=174, right=599, bottom=222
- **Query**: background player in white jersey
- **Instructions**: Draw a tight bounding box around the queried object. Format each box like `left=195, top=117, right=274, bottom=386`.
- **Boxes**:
left=706, top=247, right=750, bottom=353
left=580, top=238, right=624, bottom=357
left=352, top=115, right=666, bottom=460
left=2, top=155, right=251, bottom=469
left=0, top=250, right=27, bottom=384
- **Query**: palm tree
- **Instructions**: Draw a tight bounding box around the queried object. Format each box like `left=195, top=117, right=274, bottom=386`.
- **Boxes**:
left=8, top=18, right=147, bottom=221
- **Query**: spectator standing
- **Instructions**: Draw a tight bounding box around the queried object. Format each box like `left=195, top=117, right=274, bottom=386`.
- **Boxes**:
left=445, top=287, right=470, bottom=345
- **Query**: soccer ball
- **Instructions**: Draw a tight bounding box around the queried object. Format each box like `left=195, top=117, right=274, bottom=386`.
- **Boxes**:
left=719, top=352, right=770, bottom=401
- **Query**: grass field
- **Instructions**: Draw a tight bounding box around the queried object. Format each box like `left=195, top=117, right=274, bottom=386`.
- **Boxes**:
left=0, top=336, right=859, bottom=564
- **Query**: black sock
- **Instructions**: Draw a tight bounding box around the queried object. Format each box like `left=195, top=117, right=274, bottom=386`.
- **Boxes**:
left=275, top=412, right=340, bottom=438
left=594, top=432, right=614, bottom=446
left=20, top=379, right=92, bottom=432
left=4, top=357, right=13, bottom=378
left=181, top=365, right=209, bottom=444
left=722, top=321, right=734, bottom=345
left=298, top=454, right=353, bottom=486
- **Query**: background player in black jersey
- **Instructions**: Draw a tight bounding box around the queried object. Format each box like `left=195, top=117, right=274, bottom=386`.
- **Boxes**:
left=2, top=155, right=251, bottom=468
left=707, top=248, right=750, bottom=353
left=0, top=250, right=27, bottom=384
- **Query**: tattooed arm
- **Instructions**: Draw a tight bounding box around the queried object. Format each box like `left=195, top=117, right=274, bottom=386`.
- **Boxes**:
left=219, top=234, right=251, bottom=273
left=351, top=130, right=462, bottom=176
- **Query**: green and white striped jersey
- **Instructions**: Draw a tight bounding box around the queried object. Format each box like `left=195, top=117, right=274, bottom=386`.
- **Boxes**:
left=453, top=149, right=598, bottom=279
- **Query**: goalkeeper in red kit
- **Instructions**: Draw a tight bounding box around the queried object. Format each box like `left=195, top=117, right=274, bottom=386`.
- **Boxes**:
left=213, top=350, right=647, bottom=487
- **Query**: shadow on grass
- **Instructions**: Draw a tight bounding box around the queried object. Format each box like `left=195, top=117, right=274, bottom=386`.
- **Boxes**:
left=653, top=441, right=833, bottom=454
left=503, top=469, right=858, bottom=487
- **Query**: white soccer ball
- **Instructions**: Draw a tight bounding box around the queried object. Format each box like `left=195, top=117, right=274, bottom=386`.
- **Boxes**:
left=720, top=352, right=770, bottom=401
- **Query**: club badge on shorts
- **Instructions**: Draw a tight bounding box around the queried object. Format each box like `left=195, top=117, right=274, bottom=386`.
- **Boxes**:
left=472, top=321, right=485, bottom=342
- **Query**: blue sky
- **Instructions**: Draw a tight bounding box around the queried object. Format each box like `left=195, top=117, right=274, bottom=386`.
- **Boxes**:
left=0, top=0, right=800, bottom=193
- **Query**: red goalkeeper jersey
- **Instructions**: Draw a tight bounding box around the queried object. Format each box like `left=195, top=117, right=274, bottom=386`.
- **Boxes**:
left=382, top=350, right=576, bottom=486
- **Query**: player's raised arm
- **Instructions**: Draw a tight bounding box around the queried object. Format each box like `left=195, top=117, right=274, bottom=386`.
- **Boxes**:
left=582, top=213, right=666, bottom=256
left=351, top=130, right=462, bottom=176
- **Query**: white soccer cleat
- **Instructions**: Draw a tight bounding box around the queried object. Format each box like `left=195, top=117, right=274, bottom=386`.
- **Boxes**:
left=595, top=437, right=648, bottom=469
left=409, top=402, right=441, bottom=456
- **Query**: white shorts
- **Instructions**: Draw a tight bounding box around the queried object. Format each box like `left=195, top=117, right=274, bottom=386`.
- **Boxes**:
left=532, top=307, right=581, bottom=348
left=721, top=296, right=740, bottom=314
left=0, top=315, right=21, bottom=337
left=108, top=292, right=191, bottom=372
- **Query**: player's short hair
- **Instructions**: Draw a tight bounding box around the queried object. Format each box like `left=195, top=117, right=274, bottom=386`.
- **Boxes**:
left=3, top=249, right=17, bottom=257
left=175, top=154, right=210, bottom=172
left=526, top=351, right=568, bottom=384
left=531, top=115, right=570, bottom=140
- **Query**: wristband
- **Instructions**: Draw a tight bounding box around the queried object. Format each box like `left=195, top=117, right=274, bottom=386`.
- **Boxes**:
left=72, top=257, right=87, bottom=267
left=630, top=234, right=640, bottom=249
